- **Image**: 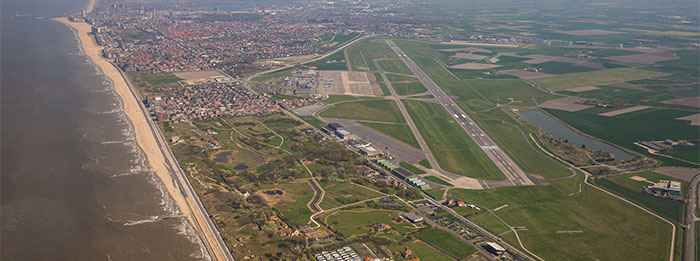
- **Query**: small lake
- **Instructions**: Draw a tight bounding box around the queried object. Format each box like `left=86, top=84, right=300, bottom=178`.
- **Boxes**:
left=233, top=164, right=248, bottom=170
left=213, top=151, right=232, bottom=163
left=520, top=111, right=635, bottom=161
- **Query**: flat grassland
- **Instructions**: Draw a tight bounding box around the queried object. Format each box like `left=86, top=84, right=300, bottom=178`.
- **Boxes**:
left=320, top=99, right=406, bottom=123
left=387, top=240, right=453, bottom=261
left=416, top=228, right=476, bottom=259
left=464, top=79, right=560, bottom=107
left=535, top=68, right=667, bottom=91
left=424, top=176, right=451, bottom=186
left=379, top=59, right=413, bottom=75
left=392, top=82, right=428, bottom=96
left=399, top=162, right=426, bottom=174
left=402, top=99, right=503, bottom=180
left=323, top=208, right=417, bottom=238
left=449, top=174, right=673, bottom=260
left=358, top=121, right=421, bottom=149
left=346, top=39, right=398, bottom=71
left=274, top=181, right=315, bottom=226
left=319, top=182, right=383, bottom=209
left=472, top=109, right=572, bottom=179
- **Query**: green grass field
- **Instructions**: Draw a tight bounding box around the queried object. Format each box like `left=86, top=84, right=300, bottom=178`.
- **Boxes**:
left=545, top=108, right=700, bottom=161
left=424, top=176, right=451, bottom=186
left=448, top=174, right=673, bottom=260
left=133, top=72, right=182, bottom=85
left=596, top=170, right=688, bottom=222
left=274, top=181, right=314, bottom=226
left=324, top=209, right=417, bottom=238
left=392, top=82, right=428, bottom=96
left=387, top=240, right=453, bottom=261
left=419, top=159, right=432, bottom=169
left=298, top=116, right=326, bottom=129
left=416, top=229, right=476, bottom=259
left=320, top=99, right=406, bottom=123
left=402, top=99, right=503, bottom=180
left=319, top=182, right=383, bottom=209
left=357, top=121, right=420, bottom=149
left=535, top=68, right=668, bottom=91
left=379, top=59, right=413, bottom=75
left=464, top=79, right=560, bottom=107
left=472, top=109, right=572, bottom=179
left=305, top=50, right=347, bottom=70
left=535, top=61, right=598, bottom=74
left=346, top=39, right=398, bottom=71
left=399, top=162, right=426, bottom=174
left=386, top=73, right=418, bottom=83
left=662, top=143, right=700, bottom=164
left=470, top=212, right=511, bottom=234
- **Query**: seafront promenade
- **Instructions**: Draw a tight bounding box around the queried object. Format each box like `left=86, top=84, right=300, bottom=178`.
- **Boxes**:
left=55, top=17, right=233, bottom=261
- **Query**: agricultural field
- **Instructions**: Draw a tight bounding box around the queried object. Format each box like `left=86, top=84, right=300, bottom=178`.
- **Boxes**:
left=450, top=174, right=674, bottom=260
left=535, top=68, right=668, bottom=91
left=545, top=107, right=700, bottom=164
left=416, top=229, right=477, bottom=259
left=402, top=99, right=503, bottom=180
left=320, top=99, right=406, bottom=123
left=357, top=121, right=420, bottom=149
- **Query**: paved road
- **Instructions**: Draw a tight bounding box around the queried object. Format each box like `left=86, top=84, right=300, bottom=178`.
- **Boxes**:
left=385, top=40, right=534, bottom=186
left=686, top=174, right=700, bottom=261
left=119, top=68, right=234, bottom=261
left=243, top=35, right=369, bottom=90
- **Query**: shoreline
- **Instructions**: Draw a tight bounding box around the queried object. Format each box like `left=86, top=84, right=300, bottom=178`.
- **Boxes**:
left=54, top=17, right=197, bottom=234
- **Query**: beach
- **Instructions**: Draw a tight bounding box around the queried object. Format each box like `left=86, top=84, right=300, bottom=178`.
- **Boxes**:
left=54, top=17, right=196, bottom=227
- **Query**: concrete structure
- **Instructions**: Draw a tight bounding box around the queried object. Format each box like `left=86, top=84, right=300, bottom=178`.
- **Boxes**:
left=359, top=146, right=383, bottom=158
left=644, top=180, right=682, bottom=200
left=483, top=242, right=506, bottom=255
left=402, top=212, right=424, bottom=223
left=314, top=246, right=361, bottom=261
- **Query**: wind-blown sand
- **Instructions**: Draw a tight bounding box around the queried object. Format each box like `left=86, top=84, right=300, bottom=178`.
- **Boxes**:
left=54, top=18, right=195, bottom=227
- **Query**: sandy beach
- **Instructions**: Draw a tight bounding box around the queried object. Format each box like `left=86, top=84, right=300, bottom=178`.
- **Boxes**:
left=54, top=17, right=195, bottom=227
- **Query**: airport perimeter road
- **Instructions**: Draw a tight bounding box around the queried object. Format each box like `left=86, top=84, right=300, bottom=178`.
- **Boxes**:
left=686, top=174, right=700, bottom=261
left=120, top=69, right=234, bottom=261
left=385, top=40, right=534, bottom=186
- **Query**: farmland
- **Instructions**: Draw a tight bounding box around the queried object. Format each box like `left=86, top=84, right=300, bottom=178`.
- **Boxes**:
left=535, top=68, right=668, bottom=91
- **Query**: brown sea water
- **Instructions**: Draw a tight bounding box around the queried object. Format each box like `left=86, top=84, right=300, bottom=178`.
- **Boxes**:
left=1, top=1, right=205, bottom=260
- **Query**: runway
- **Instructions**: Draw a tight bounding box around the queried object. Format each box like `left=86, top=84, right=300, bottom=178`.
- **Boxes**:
left=385, top=40, right=534, bottom=186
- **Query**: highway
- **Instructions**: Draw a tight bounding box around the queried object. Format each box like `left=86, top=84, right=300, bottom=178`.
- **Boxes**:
left=686, top=174, right=700, bottom=261
left=385, top=40, right=534, bottom=186
left=118, top=68, right=234, bottom=261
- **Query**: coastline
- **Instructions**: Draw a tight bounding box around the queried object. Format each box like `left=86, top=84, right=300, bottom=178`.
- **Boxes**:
left=53, top=17, right=196, bottom=230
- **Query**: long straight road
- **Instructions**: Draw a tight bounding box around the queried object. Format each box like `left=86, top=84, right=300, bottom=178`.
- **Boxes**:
left=119, top=68, right=234, bottom=261
left=385, top=40, right=534, bottom=186
left=686, top=174, right=700, bottom=261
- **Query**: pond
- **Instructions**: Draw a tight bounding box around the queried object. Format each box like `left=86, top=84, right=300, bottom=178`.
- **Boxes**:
left=213, top=151, right=232, bottom=163
left=520, top=110, right=635, bottom=161
left=233, top=164, right=249, bottom=170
